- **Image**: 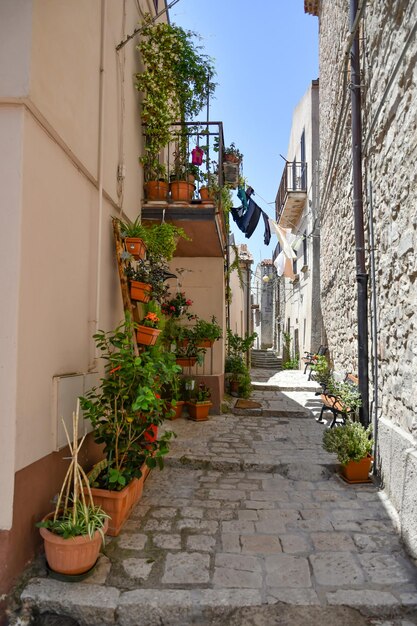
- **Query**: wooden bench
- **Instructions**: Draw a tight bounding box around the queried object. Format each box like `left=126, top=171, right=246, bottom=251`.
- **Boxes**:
left=303, top=345, right=328, bottom=377
left=316, top=373, right=359, bottom=428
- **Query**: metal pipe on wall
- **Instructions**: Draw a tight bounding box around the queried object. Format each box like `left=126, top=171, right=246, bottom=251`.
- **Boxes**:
left=350, top=0, right=370, bottom=427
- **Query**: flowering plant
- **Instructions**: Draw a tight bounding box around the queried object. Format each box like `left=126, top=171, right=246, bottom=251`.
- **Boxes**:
left=140, top=312, right=160, bottom=329
left=161, top=292, right=195, bottom=319
left=191, top=383, right=212, bottom=403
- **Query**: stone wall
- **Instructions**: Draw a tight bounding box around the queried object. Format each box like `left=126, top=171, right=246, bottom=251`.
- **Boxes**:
left=318, top=0, right=417, bottom=555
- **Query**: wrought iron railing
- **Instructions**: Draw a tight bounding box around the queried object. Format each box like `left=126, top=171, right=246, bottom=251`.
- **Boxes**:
left=276, top=161, right=307, bottom=221
left=143, top=121, right=225, bottom=198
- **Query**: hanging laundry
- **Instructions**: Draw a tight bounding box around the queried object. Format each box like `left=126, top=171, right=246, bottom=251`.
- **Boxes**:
left=261, top=210, right=271, bottom=245
left=274, top=250, right=295, bottom=279
left=269, top=219, right=297, bottom=260
left=245, top=201, right=261, bottom=238
left=237, top=186, right=249, bottom=212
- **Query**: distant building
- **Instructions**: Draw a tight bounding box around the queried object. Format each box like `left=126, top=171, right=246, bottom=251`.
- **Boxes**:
left=252, top=260, right=275, bottom=349
left=274, top=79, right=324, bottom=361
left=228, top=240, right=253, bottom=338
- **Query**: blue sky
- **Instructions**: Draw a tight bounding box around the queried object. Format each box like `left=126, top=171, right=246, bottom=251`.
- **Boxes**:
left=170, top=0, right=318, bottom=265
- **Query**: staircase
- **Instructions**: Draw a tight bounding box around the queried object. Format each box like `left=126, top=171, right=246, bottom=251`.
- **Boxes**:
left=251, top=349, right=282, bottom=370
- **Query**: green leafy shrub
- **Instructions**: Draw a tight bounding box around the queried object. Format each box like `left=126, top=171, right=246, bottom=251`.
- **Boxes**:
left=323, top=421, right=373, bottom=466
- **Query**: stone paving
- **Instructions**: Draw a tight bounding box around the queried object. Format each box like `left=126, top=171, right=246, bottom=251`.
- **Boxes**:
left=20, top=370, right=417, bottom=625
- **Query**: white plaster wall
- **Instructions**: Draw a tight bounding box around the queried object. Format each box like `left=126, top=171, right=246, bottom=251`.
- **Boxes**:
left=167, top=257, right=226, bottom=374
left=0, top=109, right=24, bottom=528
left=16, top=112, right=100, bottom=469
left=30, top=0, right=101, bottom=179
left=0, top=1, right=32, bottom=97
left=281, top=81, right=321, bottom=358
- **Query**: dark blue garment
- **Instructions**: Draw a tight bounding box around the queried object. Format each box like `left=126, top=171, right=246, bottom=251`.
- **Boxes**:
left=231, top=206, right=247, bottom=233
left=261, top=210, right=271, bottom=245
left=245, top=202, right=261, bottom=239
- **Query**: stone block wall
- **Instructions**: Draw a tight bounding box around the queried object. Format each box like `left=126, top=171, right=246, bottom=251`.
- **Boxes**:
left=318, top=0, right=417, bottom=554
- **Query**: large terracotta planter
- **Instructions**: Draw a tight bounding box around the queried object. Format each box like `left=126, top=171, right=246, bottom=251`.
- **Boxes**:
left=125, top=238, right=146, bottom=260
left=341, top=455, right=373, bottom=483
left=170, top=181, right=195, bottom=202
left=187, top=401, right=212, bottom=421
left=137, top=325, right=161, bottom=346
left=130, top=280, right=152, bottom=303
left=145, top=180, right=169, bottom=201
left=176, top=356, right=197, bottom=367
left=89, top=467, right=150, bottom=536
left=39, top=515, right=108, bottom=575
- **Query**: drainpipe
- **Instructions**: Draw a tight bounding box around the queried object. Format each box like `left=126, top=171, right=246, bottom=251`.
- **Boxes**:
left=368, top=182, right=379, bottom=471
left=350, top=0, right=369, bottom=427
left=246, top=262, right=251, bottom=368
left=93, top=0, right=107, bottom=365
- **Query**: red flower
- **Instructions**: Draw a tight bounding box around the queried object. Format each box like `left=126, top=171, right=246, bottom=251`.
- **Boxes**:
left=185, top=299, right=192, bottom=306
left=155, top=393, right=161, bottom=399
left=109, top=365, right=121, bottom=374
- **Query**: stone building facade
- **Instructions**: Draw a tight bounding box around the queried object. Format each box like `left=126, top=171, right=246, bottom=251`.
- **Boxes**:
left=307, top=0, right=417, bottom=555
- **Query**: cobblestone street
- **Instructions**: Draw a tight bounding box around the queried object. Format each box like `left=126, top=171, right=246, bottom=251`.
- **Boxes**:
left=20, top=370, right=417, bottom=625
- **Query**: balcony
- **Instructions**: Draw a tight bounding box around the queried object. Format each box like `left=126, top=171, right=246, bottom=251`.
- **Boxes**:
left=275, top=161, right=307, bottom=228
left=141, top=121, right=229, bottom=258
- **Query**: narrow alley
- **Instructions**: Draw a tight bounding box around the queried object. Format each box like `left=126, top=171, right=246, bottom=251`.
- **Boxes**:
left=19, top=368, right=417, bottom=626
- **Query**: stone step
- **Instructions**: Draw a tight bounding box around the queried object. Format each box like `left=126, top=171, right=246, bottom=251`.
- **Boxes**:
left=21, top=579, right=371, bottom=626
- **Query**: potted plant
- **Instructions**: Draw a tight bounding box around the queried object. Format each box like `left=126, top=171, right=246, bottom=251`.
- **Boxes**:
left=36, top=402, right=109, bottom=575
left=174, top=332, right=206, bottom=367
left=225, top=329, right=257, bottom=397
left=160, top=357, right=184, bottom=420
left=161, top=292, right=195, bottom=320
left=193, top=315, right=222, bottom=348
left=137, top=311, right=161, bottom=347
left=187, top=382, right=212, bottom=421
left=223, top=142, right=243, bottom=164
left=117, top=216, right=147, bottom=260
left=323, top=420, right=373, bottom=483
left=124, top=262, right=152, bottom=303
left=80, top=316, right=174, bottom=535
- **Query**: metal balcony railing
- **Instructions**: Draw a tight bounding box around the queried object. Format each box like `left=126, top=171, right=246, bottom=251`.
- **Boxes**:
left=276, top=161, right=307, bottom=222
left=143, top=121, right=225, bottom=199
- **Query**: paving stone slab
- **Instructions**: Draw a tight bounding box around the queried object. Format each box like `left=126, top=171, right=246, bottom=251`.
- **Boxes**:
left=21, top=579, right=120, bottom=625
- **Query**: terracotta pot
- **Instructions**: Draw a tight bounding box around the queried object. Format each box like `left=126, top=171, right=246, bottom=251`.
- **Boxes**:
left=39, top=514, right=108, bottom=575
left=197, top=338, right=214, bottom=348
left=341, top=455, right=373, bottom=483
left=230, top=379, right=240, bottom=396
left=88, top=467, right=149, bottom=537
left=137, top=325, right=161, bottom=346
left=199, top=186, right=215, bottom=202
left=167, top=400, right=185, bottom=420
left=170, top=181, right=195, bottom=202
left=125, top=238, right=146, bottom=260
left=130, top=281, right=152, bottom=303
left=187, top=401, right=212, bottom=421
left=145, top=180, right=169, bottom=201
left=224, top=154, right=240, bottom=164
left=176, top=356, right=197, bottom=367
